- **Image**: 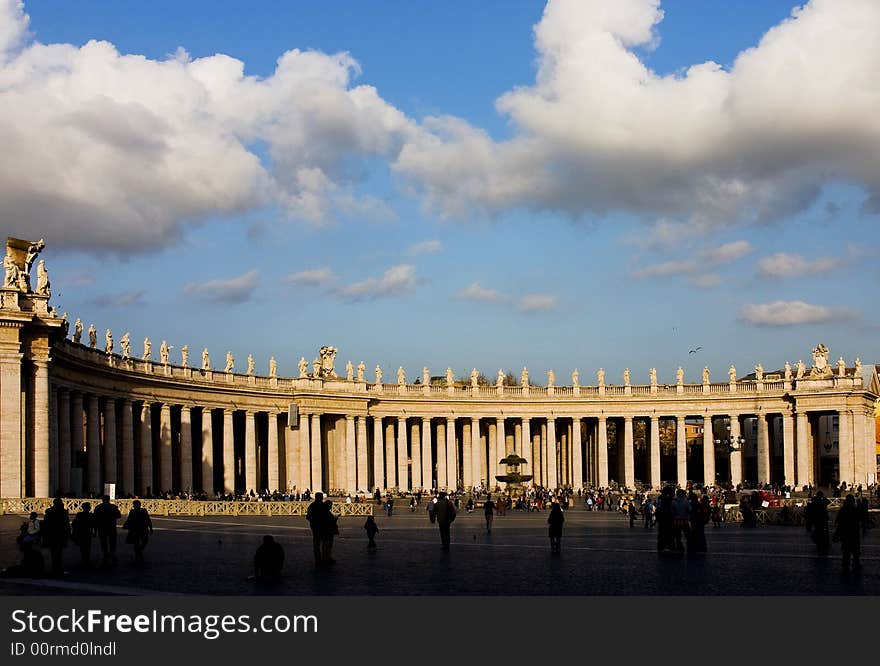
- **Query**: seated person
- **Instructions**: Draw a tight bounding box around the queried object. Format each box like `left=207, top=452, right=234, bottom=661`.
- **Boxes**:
left=252, top=535, right=284, bottom=581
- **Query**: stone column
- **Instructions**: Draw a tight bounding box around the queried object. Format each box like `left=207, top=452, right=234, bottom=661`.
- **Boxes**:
left=702, top=415, right=714, bottom=486
left=445, top=417, right=456, bottom=490
left=782, top=411, right=795, bottom=487
left=837, top=409, right=853, bottom=486
left=71, top=392, right=84, bottom=495
left=267, top=412, right=279, bottom=493
left=244, top=411, right=256, bottom=493
left=676, top=415, right=687, bottom=487
left=159, top=403, right=173, bottom=493
left=299, top=412, right=311, bottom=491
left=622, top=416, right=634, bottom=489
left=572, top=418, right=583, bottom=489
left=411, top=420, right=422, bottom=490
left=547, top=417, right=558, bottom=490
left=488, top=421, right=497, bottom=486
left=597, top=415, right=609, bottom=488
left=179, top=406, right=192, bottom=492
left=851, top=409, right=868, bottom=485
left=521, top=417, right=531, bottom=484
left=385, top=419, right=396, bottom=489
left=310, top=413, right=322, bottom=493
left=462, top=420, right=473, bottom=488
left=345, top=415, right=356, bottom=494
left=222, top=409, right=234, bottom=494
left=201, top=407, right=214, bottom=494
left=495, top=418, right=505, bottom=483
left=32, top=359, right=51, bottom=497
left=729, top=416, right=743, bottom=487
left=103, top=398, right=117, bottom=486
left=795, top=411, right=809, bottom=488
left=540, top=421, right=548, bottom=486
left=756, top=414, right=770, bottom=485
left=118, top=400, right=133, bottom=495
left=422, top=417, right=433, bottom=491
left=357, top=416, right=368, bottom=493
left=139, top=402, right=153, bottom=496
left=58, top=388, right=71, bottom=495
left=397, top=416, right=409, bottom=492
left=86, top=394, right=101, bottom=495
left=650, top=416, right=661, bottom=489
left=0, top=344, right=23, bottom=497
left=372, top=416, right=384, bottom=491
left=436, top=420, right=447, bottom=490
left=470, top=418, right=481, bottom=489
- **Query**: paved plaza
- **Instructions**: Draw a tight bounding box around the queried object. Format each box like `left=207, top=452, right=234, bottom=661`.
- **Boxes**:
left=1, top=506, right=877, bottom=595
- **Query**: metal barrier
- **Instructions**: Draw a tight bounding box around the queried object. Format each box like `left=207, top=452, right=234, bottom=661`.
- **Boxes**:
left=0, top=498, right=373, bottom=517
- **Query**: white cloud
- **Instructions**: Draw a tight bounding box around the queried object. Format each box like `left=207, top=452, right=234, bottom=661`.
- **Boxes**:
left=183, top=269, right=259, bottom=304
left=738, top=300, right=858, bottom=327
left=756, top=252, right=840, bottom=279
left=633, top=260, right=697, bottom=279
left=334, top=264, right=417, bottom=301
left=86, top=289, right=147, bottom=308
left=518, top=293, right=558, bottom=312
left=286, top=267, right=337, bottom=287
left=0, top=0, right=26, bottom=60
left=395, top=0, right=880, bottom=230
left=407, top=239, right=443, bottom=256
left=702, top=240, right=753, bottom=264
left=457, top=281, right=505, bottom=303
left=689, top=274, right=721, bottom=289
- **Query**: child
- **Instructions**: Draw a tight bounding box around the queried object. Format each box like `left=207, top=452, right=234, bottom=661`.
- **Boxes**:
left=364, top=515, right=379, bottom=549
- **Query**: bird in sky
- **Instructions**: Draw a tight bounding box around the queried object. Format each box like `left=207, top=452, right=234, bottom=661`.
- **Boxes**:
left=689, top=346, right=703, bottom=354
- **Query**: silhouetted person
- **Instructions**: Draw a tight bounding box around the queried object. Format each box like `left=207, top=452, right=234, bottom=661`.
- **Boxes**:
left=834, top=494, right=863, bottom=573
left=805, top=491, right=830, bottom=556
left=42, top=497, right=70, bottom=576
left=434, top=491, right=456, bottom=550
left=306, top=491, right=328, bottom=566
left=364, top=515, right=379, bottom=549
left=23, top=512, right=41, bottom=547
left=688, top=494, right=709, bottom=554
left=123, top=499, right=153, bottom=564
left=252, top=535, right=284, bottom=581
left=93, top=495, right=122, bottom=566
left=547, top=501, right=564, bottom=555
left=321, top=501, right=339, bottom=564
left=1, top=525, right=45, bottom=578
left=656, top=486, right=675, bottom=552
left=484, top=497, right=495, bottom=533
left=671, top=489, right=691, bottom=551
left=71, top=502, right=96, bottom=568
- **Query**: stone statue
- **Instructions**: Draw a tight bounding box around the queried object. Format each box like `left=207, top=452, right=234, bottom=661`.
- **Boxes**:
left=446, top=367, right=454, bottom=387
left=121, top=332, right=131, bottom=359
left=318, top=346, right=338, bottom=378
left=225, top=351, right=234, bottom=373
left=312, top=358, right=320, bottom=377
left=202, top=348, right=210, bottom=371
left=423, top=367, right=430, bottom=386
left=160, top=341, right=170, bottom=365
left=60, top=312, right=69, bottom=336
left=497, top=369, right=504, bottom=388
left=597, top=368, right=605, bottom=386
left=3, top=251, right=20, bottom=288
left=521, top=367, right=529, bottom=387
left=375, top=365, right=383, bottom=384
left=649, top=368, right=657, bottom=386
left=269, top=357, right=277, bottom=377
left=623, top=368, right=630, bottom=386
left=398, top=366, right=406, bottom=385
left=676, top=367, right=684, bottom=385
left=36, top=260, right=50, bottom=296
left=572, top=369, right=579, bottom=388
left=547, top=370, right=555, bottom=387
left=346, top=360, right=354, bottom=381
left=854, top=358, right=862, bottom=377
left=357, top=361, right=365, bottom=381
left=755, top=363, right=764, bottom=382
left=88, top=324, right=97, bottom=349
left=73, top=318, right=83, bottom=344
left=784, top=361, right=792, bottom=382
left=837, top=357, right=846, bottom=377
left=796, top=359, right=806, bottom=380
left=729, top=365, right=737, bottom=383
left=105, top=329, right=113, bottom=354
left=702, top=366, right=709, bottom=384
left=470, top=368, right=479, bottom=388
left=247, top=354, right=255, bottom=376
left=298, top=357, right=308, bottom=378
left=24, top=238, right=45, bottom=274
left=142, top=338, right=152, bottom=361
left=811, top=343, right=830, bottom=376
left=181, top=345, right=189, bottom=367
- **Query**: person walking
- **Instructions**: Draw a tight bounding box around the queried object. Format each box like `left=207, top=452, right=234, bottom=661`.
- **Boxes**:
left=42, top=498, right=70, bottom=576
left=364, top=515, right=379, bottom=549
left=833, top=494, right=863, bottom=573
left=671, top=489, right=691, bottom=551
left=805, top=490, right=830, bottom=556
left=123, top=499, right=153, bottom=564
left=548, top=501, right=564, bottom=555
left=93, top=495, right=122, bottom=567
left=306, top=492, right=328, bottom=566
left=483, top=496, right=495, bottom=533
left=71, top=502, right=96, bottom=567
left=434, top=491, right=456, bottom=550
left=321, top=501, right=339, bottom=565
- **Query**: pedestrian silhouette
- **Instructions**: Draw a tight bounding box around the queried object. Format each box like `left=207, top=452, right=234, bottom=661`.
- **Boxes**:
left=123, top=499, right=153, bottom=564
left=321, top=501, right=339, bottom=565
left=364, top=515, right=379, bottom=549
left=93, top=495, right=122, bottom=567
left=42, top=498, right=70, bottom=576
left=548, top=501, right=564, bottom=555
left=251, top=535, right=284, bottom=581
left=805, top=491, right=830, bottom=556
left=306, top=492, right=328, bottom=566
left=833, top=494, right=863, bottom=573
left=434, top=491, right=456, bottom=550
left=0, top=525, right=45, bottom=578
left=71, top=502, right=96, bottom=568
left=484, top=496, right=495, bottom=533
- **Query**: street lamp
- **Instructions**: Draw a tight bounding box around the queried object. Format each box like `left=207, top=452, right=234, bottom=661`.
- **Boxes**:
left=715, top=425, right=746, bottom=452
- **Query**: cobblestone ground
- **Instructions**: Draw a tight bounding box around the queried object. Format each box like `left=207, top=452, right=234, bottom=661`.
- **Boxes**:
left=1, top=508, right=878, bottom=595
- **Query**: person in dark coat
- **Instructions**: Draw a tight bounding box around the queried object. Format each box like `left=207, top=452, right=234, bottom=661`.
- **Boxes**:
left=320, top=501, right=339, bottom=565
left=805, top=491, right=830, bottom=556
left=252, top=535, right=284, bottom=580
left=547, top=501, right=564, bottom=555
left=306, top=492, right=328, bottom=566
left=71, top=502, right=96, bottom=567
left=93, top=495, right=122, bottom=566
left=42, top=498, right=70, bottom=576
left=434, top=491, right=456, bottom=550
left=834, top=494, right=863, bottom=573
left=123, top=500, right=153, bottom=564
left=655, top=486, right=676, bottom=551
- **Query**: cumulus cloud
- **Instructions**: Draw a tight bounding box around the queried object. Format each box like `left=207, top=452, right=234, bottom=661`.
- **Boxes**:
left=702, top=240, right=753, bottom=264
left=395, top=0, right=880, bottom=231
left=633, top=260, right=697, bottom=279
left=756, top=252, right=840, bottom=279
left=286, top=267, right=337, bottom=287
left=738, top=300, right=858, bottom=326
left=457, top=281, right=506, bottom=303
left=518, top=293, right=558, bottom=312
left=0, top=0, right=417, bottom=252
left=333, top=264, right=417, bottom=301
left=407, top=239, right=443, bottom=256
left=183, top=269, right=259, bottom=304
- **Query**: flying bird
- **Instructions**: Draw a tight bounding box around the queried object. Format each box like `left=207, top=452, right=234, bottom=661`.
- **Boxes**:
left=689, top=346, right=703, bottom=354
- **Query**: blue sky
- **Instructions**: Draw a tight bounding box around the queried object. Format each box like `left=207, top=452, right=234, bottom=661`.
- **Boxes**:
left=3, top=0, right=878, bottom=383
